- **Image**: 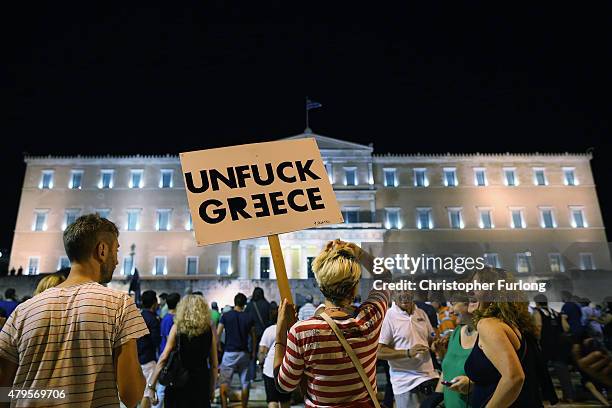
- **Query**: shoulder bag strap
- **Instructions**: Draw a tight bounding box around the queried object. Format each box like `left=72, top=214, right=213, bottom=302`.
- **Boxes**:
left=320, top=312, right=381, bottom=408
left=252, top=301, right=265, bottom=327
left=176, top=331, right=182, bottom=361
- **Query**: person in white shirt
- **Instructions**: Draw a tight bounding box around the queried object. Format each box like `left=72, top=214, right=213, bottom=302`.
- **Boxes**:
left=298, top=294, right=317, bottom=321
left=259, top=324, right=291, bottom=408
left=378, top=290, right=439, bottom=407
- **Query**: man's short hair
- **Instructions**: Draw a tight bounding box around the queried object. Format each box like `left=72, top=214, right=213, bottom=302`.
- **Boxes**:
left=63, top=214, right=119, bottom=262
left=305, top=294, right=314, bottom=303
left=5, top=288, right=16, bottom=300
left=141, top=290, right=158, bottom=309
left=166, top=293, right=180, bottom=310
left=534, top=294, right=548, bottom=305
left=234, top=293, right=247, bottom=307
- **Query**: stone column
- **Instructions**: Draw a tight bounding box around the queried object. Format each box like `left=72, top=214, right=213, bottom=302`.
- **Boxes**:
left=370, top=200, right=376, bottom=223
left=231, top=240, right=240, bottom=277
left=254, top=246, right=261, bottom=279
left=297, top=245, right=303, bottom=279
left=239, top=245, right=248, bottom=278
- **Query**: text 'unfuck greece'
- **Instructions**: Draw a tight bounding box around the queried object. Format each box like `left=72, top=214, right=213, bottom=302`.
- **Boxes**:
left=184, top=160, right=327, bottom=224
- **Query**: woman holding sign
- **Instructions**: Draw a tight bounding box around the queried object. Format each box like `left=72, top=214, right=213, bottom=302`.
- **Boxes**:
left=273, top=240, right=391, bottom=408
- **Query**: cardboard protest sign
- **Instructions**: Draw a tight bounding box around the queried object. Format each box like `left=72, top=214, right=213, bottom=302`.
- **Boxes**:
left=180, top=138, right=344, bottom=246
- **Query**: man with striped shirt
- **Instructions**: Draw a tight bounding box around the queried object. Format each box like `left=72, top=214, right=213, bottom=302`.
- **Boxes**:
left=274, top=240, right=391, bottom=407
left=0, top=214, right=149, bottom=407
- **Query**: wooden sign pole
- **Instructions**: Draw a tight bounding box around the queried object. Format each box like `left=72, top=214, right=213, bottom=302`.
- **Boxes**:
left=267, top=234, right=294, bottom=304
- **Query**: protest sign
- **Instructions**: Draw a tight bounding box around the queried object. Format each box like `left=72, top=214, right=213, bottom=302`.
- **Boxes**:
left=180, top=138, right=343, bottom=302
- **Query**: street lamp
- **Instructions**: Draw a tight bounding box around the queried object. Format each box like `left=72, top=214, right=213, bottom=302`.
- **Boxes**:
left=129, top=244, right=136, bottom=275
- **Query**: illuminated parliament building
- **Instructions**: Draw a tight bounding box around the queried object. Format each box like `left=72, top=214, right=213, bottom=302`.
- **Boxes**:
left=10, top=133, right=610, bottom=287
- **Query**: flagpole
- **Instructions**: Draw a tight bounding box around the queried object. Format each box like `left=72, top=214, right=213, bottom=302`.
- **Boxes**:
left=305, top=96, right=309, bottom=131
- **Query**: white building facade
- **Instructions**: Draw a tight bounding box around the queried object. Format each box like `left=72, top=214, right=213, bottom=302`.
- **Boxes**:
left=9, top=133, right=609, bottom=280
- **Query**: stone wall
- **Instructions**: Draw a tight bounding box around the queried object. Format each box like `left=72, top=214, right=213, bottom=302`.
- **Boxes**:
left=2, top=273, right=607, bottom=308
left=0, top=275, right=370, bottom=307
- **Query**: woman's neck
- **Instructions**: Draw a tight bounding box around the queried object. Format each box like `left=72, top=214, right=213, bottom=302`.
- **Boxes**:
left=324, top=299, right=352, bottom=310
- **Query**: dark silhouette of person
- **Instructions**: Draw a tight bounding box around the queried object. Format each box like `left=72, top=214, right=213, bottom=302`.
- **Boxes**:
left=128, top=268, right=141, bottom=307
left=9, top=268, right=15, bottom=276
left=16, top=266, right=23, bottom=276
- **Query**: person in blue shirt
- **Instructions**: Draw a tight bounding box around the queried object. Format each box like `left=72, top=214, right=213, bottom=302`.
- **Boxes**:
left=561, top=291, right=584, bottom=339
left=156, top=292, right=180, bottom=407
left=217, top=293, right=256, bottom=408
left=160, top=293, right=180, bottom=353
left=138, top=290, right=161, bottom=408
left=0, top=288, right=19, bottom=317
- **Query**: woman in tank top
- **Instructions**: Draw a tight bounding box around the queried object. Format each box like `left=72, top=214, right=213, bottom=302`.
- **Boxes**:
left=434, top=292, right=478, bottom=408
left=463, top=267, right=542, bottom=408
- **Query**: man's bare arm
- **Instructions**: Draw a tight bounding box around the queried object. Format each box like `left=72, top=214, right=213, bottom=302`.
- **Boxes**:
left=377, top=343, right=429, bottom=360
left=0, top=358, right=17, bottom=408
left=259, top=346, right=269, bottom=366
left=533, top=311, right=542, bottom=340
left=216, top=323, right=224, bottom=340
left=114, top=339, right=145, bottom=408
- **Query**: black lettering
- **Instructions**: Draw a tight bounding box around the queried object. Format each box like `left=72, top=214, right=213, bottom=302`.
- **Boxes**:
left=209, top=167, right=237, bottom=191
left=227, top=197, right=252, bottom=221
left=252, top=193, right=271, bottom=217
left=306, top=187, right=325, bottom=210
left=277, top=162, right=297, bottom=183
left=199, top=199, right=226, bottom=224
left=269, top=191, right=288, bottom=215
left=287, top=189, right=308, bottom=212
left=235, top=165, right=251, bottom=188
left=252, top=163, right=275, bottom=186
left=184, top=170, right=209, bottom=193
left=296, top=160, right=321, bottom=181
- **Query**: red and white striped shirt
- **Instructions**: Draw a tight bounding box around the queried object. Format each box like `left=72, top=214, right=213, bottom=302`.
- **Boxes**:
left=278, top=289, right=389, bottom=407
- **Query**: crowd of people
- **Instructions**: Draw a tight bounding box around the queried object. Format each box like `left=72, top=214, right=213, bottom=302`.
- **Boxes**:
left=0, top=213, right=611, bottom=408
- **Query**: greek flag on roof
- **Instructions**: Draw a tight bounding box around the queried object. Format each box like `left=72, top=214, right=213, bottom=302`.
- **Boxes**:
left=306, top=99, right=322, bottom=110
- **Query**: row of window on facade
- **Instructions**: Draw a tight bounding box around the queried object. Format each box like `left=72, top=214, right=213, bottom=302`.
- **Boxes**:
left=24, top=254, right=232, bottom=276
left=411, top=252, right=596, bottom=274
left=30, top=205, right=589, bottom=232
left=37, top=166, right=580, bottom=190
left=353, top=206, right=588, bottom=229
left=24, top=251, right=596, bottom=276
left=31, top=209, right=193, bottom=232
left=334, top=165, right=578, bottom=187
left=38, top=169, right=175, bottom=189
left=455, top=252, right=594, bottom=273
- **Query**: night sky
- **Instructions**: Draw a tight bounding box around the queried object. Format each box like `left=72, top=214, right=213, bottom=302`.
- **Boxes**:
left=2, top=3, right=612, bottom=250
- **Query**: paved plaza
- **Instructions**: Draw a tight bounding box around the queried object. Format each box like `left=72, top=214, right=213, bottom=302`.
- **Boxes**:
left=206, top=369, right=609, bottom=407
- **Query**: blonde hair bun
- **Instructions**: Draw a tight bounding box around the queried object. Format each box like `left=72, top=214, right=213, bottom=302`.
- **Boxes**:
left=312, top=241, right=362, bottom=303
